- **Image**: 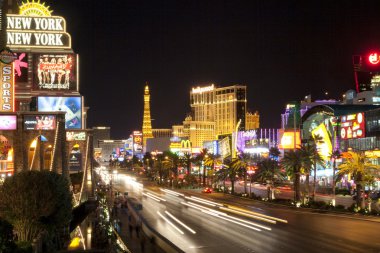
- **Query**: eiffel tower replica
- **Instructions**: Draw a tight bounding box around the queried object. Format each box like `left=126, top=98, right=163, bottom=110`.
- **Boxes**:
left=142, top=83, right=153, bottom=150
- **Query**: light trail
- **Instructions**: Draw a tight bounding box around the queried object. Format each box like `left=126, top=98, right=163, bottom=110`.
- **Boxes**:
left=160, top=188, right=185, bottom=197
left=157, top=211, right=184, bottom=235
left=185, top=196, right=216, bottom=207
left=142, top=192, right=161, bottom=202
left=181, top=201, right=271, bottom=231
left=145, top=192, right=167, bottom=202
left=165, top=211, right=196, bottom=234
left=219, top=207, right=276, bottom=224
left=189, top=196, right=224, bottom=206
left=227, top=205, right=288, bottom=224
left=201, top=210, right=262, bottom=232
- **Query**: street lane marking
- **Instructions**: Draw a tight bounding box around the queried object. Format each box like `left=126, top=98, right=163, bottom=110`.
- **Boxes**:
left=157, top=211, right=184, bottom=235
left=165, top=211, right=196, bottom=234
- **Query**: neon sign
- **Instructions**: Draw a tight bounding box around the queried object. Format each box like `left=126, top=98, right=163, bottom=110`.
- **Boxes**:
left=369, top=53, right=380, bottom=65
left=192, top=84, right=214, bottom=94
left=0, top=63, right=15, bottom=112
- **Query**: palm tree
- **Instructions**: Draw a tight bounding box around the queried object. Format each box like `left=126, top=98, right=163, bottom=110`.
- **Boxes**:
left=195, top=148, right=208, bottom=186
left=299, top=144, right=323, bottom=201
left=269, top=147, right=281, bottom=160
left=338, top=151, right=380, bottom=208
left=305, top=135, right=325, bottom=201
left=214, top=164, right=228, bottom=192
left=255, top=158, right=285, bottom=200
left=231, top=153, right=252, bottom=194
left=204, top=153, right=221, bottom=187
left=281, top=149, right=304, bottom=203
left=330, top=149, right=341, bottom=206
left=181, top=152, right=193, bottom=175
left=163, top=151, right=179, bottom=187
left=225, top=158, right=240, bottom=194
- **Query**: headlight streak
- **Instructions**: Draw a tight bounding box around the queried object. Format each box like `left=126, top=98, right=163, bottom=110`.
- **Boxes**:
left=142, top=192, right=161, bottom=202
left=165, top=211, right=196, bottom=234
left=157, top=211, right=184, bottom=235
left=160, top=188, right=185, bottom=197
left=181, top=201, right=271, bottom=231
left=189, top=196, right=224, bottom=207
left=219, top=207, right=276, bottom=224
left=201, top=210, right=262, bottom=232
left=227, top=206, right=288, bottom=224
left=145, top=192, right=167, bottom=202
left=184, top=196, right=216, bottom=207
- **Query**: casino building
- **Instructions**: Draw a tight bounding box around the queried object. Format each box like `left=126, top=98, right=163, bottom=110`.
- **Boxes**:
left=0, top=1, right=92, bottom=179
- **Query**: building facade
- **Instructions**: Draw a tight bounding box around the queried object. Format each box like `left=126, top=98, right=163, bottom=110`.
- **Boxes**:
left=190, top=84, right=247, bottom=136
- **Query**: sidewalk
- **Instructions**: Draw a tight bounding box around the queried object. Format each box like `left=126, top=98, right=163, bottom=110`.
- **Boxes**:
left=110, top=193, right=165, bottom=253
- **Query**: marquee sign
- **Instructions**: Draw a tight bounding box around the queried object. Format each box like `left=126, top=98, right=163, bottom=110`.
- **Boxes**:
left=6, top=1, right=71, bottom=49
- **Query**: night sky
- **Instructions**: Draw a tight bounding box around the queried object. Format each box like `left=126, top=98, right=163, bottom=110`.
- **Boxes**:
left=49, top=0, right=380, bottom=138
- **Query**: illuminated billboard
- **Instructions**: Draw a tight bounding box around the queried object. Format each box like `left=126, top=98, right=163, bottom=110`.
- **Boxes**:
left=0, top=115, right=17, bottom=130
left=278, top=130, right=301, bottom=149
left=0, top=62, right=15, bottom=112
left=219, top=136, right=231, bottom=158
left=24, top=115, right=56, bottom=130
left=6, top=11, right=71, bottom=49
left=133, top=131, right=143, bottom=153
left=340, top=113, right=365, bottom=139
left=14, top=53, right=28, bottom=82
left=311, top=123, right=332, bottom=160
left=66, top=131, right=86, bottom=141
left=37, top=96, right=82, bottom=129
left=33, top=54, right=77, bottom=91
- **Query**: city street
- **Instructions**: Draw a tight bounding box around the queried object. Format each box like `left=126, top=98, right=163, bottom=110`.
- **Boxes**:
left=111, top=171, right=380, bottom=253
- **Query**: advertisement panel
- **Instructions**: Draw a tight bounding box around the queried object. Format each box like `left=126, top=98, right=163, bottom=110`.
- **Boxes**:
left=278, top=130, right=301, bottom=149
left=311, top=123, right=332, bottom=160
left=69, top=152, right=82, bottom=171
left=219, top=136, right=231, bottom=158
left=14, top=53, right=28, bottom=82
left=340, top=112, right=365, bottom=139
left=24, top=115, right=56, bottom=130
left=0, top=115, right=17, bottom=130
left=66, top=131, right=86, bottom=141
left=37, top=96, right=82, bottom=129
left=33, top=54, right=77, bottom=91
left=0, top=62, right=15, bottom=112
left=133, top=131, right=143, bottom=153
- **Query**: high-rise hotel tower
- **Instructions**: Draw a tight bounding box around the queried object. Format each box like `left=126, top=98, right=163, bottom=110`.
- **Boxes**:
left=190, top=84, right=247, bottom=136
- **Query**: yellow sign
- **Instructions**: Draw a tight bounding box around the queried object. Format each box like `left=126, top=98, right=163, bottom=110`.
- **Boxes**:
left=311, top=123, right=332, bottom=160
left=0, top=63, right=14, bottom=112
left=181, top=140, right=191, bottom=149
left=278, top=130, right=301, bottom=149
left=19, top=0, right=53, bottom=16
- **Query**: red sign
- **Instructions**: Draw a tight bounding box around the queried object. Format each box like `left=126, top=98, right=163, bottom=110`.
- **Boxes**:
left=369, top=53, right=380, bottom=65
left=340, top=113, right=365, bottom=139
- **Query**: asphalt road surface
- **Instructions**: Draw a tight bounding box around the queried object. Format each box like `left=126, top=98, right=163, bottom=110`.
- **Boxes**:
left=112, top=173, right=380, bottom=253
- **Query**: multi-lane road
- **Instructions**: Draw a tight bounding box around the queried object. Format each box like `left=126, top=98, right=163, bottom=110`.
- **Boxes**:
left=110, top=171, right=380, bottom=253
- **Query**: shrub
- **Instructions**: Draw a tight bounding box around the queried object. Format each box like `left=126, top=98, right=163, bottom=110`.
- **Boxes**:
left=335, top=188, right=350, bottom=196
left=335, top=205, right=346, bottom=210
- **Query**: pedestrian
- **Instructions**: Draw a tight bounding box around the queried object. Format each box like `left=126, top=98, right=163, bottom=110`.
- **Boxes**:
left=135, top=225, right=140, bottom=238
left=140, top=234, right=146, bottom=252
left=129, top=224, right=133, bottom=237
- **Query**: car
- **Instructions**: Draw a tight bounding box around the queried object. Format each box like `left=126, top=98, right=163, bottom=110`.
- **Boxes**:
left=202, top=187, right=212, bottom=193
